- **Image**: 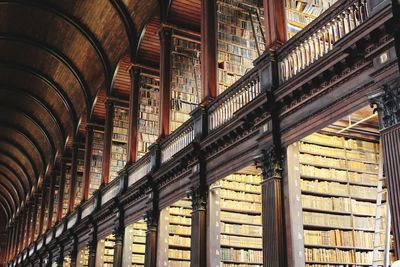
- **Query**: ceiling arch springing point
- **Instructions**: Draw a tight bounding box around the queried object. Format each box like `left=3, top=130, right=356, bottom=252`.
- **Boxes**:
left=0, top=182, right=18, bottom=215
left=0, top=61, right=78, bottom=128
left=0, top=150, right=33, bottom=190
left=0, top=0, right=113, bottom=89
left=0, top=194, right=12, bottom=221
left=0, top=33, right=92, bottom=119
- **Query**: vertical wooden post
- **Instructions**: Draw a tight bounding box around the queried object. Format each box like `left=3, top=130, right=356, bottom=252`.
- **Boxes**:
left=18, top=209, right=26, bottom=253
left=102, top=100, right=115, bottom=185
left=83, top=125, right=94, bottom=201
left=11, top=220, right=18, bottom=258
left=263, top=0, right=286, bottom=49
left=6, top=224, right=14, bottom=261
left=57, top=159, right=66, bottom=222
left=87, top=228, right=97, bottom=267
left=190, top=186, right=207, bottom=267
left=30, top=195, right=38, bottom=244
left=38, top=179, right=48, bottom=235
left=46, top=171, right=56, bottom=230
left=112, top=221, right=124, bottom=267
left=159, top=27, right=172, bottom=138
left=370, top=84, right=400, bottom=258
left=70, top=238, right=78, bottom=267
left=25, top=201, right=32, bottom=248
left=127, top=67, right=141, bottom=164
left=201, top=0, right=218, bottom=100
left=68, top=143, right=79, bottom=214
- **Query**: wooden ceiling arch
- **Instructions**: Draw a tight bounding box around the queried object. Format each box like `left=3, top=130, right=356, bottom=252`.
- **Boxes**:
left=0, top=0, right=160, bottom=230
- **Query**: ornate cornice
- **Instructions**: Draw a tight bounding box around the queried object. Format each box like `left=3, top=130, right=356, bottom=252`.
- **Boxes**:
left=260, top=147, right=283, bottom=180
left=369, top=80, right=400, bottom=129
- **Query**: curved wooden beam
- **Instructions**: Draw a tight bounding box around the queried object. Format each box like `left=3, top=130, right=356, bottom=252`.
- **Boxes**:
left=0, top=194, right=11, bottom=221
left=0, top=170, right=23, bottom=206
left=0, top=182, right=18, bottom=215
left=0, top=108, right=57, bottom=165
left=0, top=125, right=47, bottom=177
left=109, top=0, right=137, bottom=63
left=0, top=153, right=32, bottom=194
left=0, top=139, right=39, bottom=185
left=0, top=87, right=66, bottom=143
left=0, top=33, right=92, bottom=118
left=0, top=61, right=77, bottom=130
left=0, top=163, right=27, bottom=201
left=0, top=0, right=113, bottom=89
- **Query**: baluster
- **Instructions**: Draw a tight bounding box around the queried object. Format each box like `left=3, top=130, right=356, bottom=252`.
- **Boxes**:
left=308, top=38, right=314, bottom=64
left=332, top=19, right=339, bottom=42
left=304, top=41, right=310, bottom=67
left=300, top=44, right=306, bottom=70
left=360, top=0, right=367, bottom=21
left=284, top=59, right=289, bottom=81
left=338, top=15, right=345, bottom=39
left=292, top=52, right=298, bottom=75
left=322, top=27, right=328, bottom=55
left=327, top=23, right=333, bottom=51
left=313, top=33, right=319, bottom=61
left=317, top=30, right=323, bottom=58
left=343, top=11, right=350, bottom=34
left=296, top=47, right=302, bottom=71
left=349, top=5, right=356, bottom=31
left=353, top=2, right=361, bottom=27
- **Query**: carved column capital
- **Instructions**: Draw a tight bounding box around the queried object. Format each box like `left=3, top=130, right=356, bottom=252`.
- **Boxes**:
left=189, top=186, right=208, bottom=211
left=145, top=210, right=158, bottom=231
left=260, top=146, right=283, bottom=181
left=369, top=81, right=400, bottom=130
left=159, top=27, right=172, bottom=41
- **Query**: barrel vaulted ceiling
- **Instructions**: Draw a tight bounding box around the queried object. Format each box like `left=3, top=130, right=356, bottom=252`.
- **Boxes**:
left=0, top=0, right=160, bottom=232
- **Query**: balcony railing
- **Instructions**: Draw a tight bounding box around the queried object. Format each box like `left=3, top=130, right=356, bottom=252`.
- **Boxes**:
left=128, top=154, right=151, bottom=187
left=278, top=0, right=369, bottom=84
left=208, top=68, right=261, bottom=131
left=161, top=119, right=195, bottom=163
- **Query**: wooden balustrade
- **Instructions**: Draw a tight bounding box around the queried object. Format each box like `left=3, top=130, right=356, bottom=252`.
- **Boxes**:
left=278, top=0, right=369, bottom=84
left=128, top=155, right=151, bottom=187
left=161, top=121, right=195, bottom=163
left=209, top=70, right=261, bottom=131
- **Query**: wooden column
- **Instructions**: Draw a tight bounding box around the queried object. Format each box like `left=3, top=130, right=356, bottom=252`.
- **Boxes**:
left=127, top=67, right=141, bottom=164
left=18, top=209, right=26, bottom=253
left=260, top=147, right=286, bottom=267
left=144, top=209, right=159, bottom=267
left=70, top=239, right=78, bottom=267
left=11, top=220, right=18, bottom=258
left=38, top=180, right=48, bottom=235
left=263, top=0, right=286, bottom=49
left=102, top=100, right=115, bottom=185
left=25, top=201, right=32, bottom=247
left=112, top=226, right=124, bottom=267
left=68, top=143, right=79, bottom=214
left=47, top=171, right=56, bottom=230
left=30, top=195, right=38, bottom=244
left=57, top=159, right=66, bottom=222
left=190, top=186, right=207, bottom=267
left=201, top=0, right=218, bottom=100
left=370, top=83, right=400, bottom=258
left=159, top=27, right=172, bottom=138
left=87, top=231, right=97, bottom=267
left=83, top=125, right=94, bottom=201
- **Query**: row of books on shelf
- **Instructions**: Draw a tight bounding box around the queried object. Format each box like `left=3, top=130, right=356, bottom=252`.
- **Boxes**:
left=132, top=254, right=145, bottom=263
left=171, top=111, right=191, bottom=125
left=220, top=189, right=261, bottom=202
left=225, top=174, right=261, bottom=184
left=170, top=206, right=191, bottom=216
left=221, top=235, right=261, bottom=249
left=171, top=99, right=197, bottom=114
left=304, top=229, right=374, bottom=248
left=140, top=88, right=159, bottom=100
left=170, top=225, right=191, bottom=235
left=302, top=195, right=376, bottom=215
left=303, top=212, right=375, bottom=230
left=218, top=50, right=253, bottom=66
left=218, top=70, right=243, bottom=87
left=113, top=119, right=129, bottom=129
left=131, top=244, right=146, bottom=254
left=300, top=154, right=378, bottom=172
left=302, top=133, right=378, bottom=152
left=219, top=60, right=252, bottom=76
left=221, top=180, right=261, bottom=193
left=111, top=145, right=127, bottom=160
left=221, top=199, right=261, bottom=212
left=171, top=90, right=199, bottom=103
left=300, top=165, right=378, bottom=185
left=168, top=260, right=190, bottom=267
left=168, top=249, right=190, bottom=260
left=221, top=211, right=261, bottom=225
left=138, top=120, right=158, bottom=134
left=218, top=32, right=257, bottom=50
left=304, top=248, right=376, bottom=264
left=172, top=38, right=200, bottom=51
left=138, top=132, right=157, bottom=143
left=221, top=248, right=262, bottom=263
left=301, top=180, right=378, bottom=199
left=221, top=222, right=262, bottom=236
left=170, top=215, right=191, bottom=225
left=169, top=235, right=190, bottom=247
left=141, top=76, right=160, bottom=88
left=218, top=41, right=256, bottom=59
left=139, top=103, right=159, bottom=114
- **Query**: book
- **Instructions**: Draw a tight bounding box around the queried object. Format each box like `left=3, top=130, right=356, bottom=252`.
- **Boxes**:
left=110, top=108, right=129, bottom=180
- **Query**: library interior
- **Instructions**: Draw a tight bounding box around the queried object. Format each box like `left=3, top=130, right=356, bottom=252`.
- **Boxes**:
left=0, top=0, right=399, bottom=266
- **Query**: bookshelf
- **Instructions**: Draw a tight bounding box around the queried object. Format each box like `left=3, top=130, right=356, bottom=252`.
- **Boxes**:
left=210, top=172, right=263, bottom=267
left=217, top=0, right=265, bottom=94
left=77, top=247, right=89, bottom=267
left=62, top=164, right=72, bottom=218
left=34, top=196, right=41, bottom=239
left=285, top=0, right=337, bottom=38
left=89, top=130, right=104, bottom=196
left=52, top=173, right=60, bottom=225
left=170, top=37, right=201, bottom=133
left=158, top=198, right=192, bottom=267
left=110, top=107, right=128, bottom=180
left=288, top=132, right=386, bottom=266
left=74, top=154, right=85, bottom=208
left=124, top=220, right=147, bottom=266
left=63, top=256, right=71, bottom=267
left=97, top=235, right=115, bottom=267
left=137, top=74, right=160, bottom=159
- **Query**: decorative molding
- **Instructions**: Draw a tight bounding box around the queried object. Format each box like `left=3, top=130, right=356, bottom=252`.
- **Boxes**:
left=189, top=186, right=208, bottom=211
left=260, top=147, right=283, bottom=180
left=369, top=80, right=400, bottom=129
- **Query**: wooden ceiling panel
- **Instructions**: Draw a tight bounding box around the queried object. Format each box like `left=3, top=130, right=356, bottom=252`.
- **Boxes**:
left=92, top=88, right=107, bottom=124
left=112, top=56, right=132, bottom=97
left=169, top=0, right=201, bottom=31
left=137, top=16, right=161, bottom=66
left=123, top=0, right=159, bottom=32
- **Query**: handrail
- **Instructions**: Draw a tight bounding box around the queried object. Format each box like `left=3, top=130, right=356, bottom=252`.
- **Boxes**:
left=208, top=67, right=261, bottom=131
left=128, top=154, right=151, bottom=187
left=278, top=0, right=369, bottom=84
left=161, top=118, right=195, bottom=163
